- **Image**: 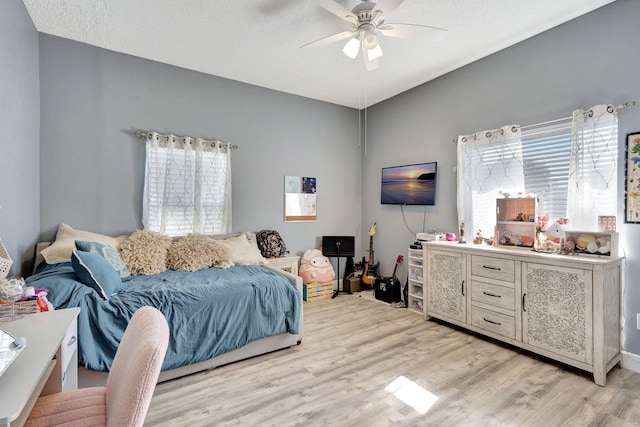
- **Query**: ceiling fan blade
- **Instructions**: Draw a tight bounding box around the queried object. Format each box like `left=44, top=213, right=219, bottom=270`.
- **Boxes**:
left=319, top=0, right=357, bottom=24
left=300, top=30, right=357, bottom=49
left=371, top=0, right=405, bottom=17
left=379, top=23, right=448, bottom=42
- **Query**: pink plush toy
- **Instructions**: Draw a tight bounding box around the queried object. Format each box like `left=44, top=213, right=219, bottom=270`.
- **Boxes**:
left=299, top=249, right=335, bottom=284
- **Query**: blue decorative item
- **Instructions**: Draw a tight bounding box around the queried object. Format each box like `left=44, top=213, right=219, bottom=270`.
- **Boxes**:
left=75, top=240, right=130, bottom=281
left=71, top=249, right=125, bottom=300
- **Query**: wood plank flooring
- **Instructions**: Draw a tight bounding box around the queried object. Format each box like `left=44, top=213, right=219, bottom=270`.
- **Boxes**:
left=145, top=293, right=640, bottom=426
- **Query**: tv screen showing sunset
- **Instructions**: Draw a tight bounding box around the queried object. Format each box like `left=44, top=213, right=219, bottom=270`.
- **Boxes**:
left=381, top=162, right=437, bottom=205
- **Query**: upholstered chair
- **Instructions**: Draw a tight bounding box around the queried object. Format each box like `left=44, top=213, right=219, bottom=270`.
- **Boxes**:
left=25, top=306, right=169, bottom=427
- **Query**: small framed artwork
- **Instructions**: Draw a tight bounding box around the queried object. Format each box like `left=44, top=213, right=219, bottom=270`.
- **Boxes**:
left=625, top=132, right=640, bottom=223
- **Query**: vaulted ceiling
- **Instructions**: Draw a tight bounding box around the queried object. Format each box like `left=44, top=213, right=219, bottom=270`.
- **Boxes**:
left=23, top=0, right=616, bottom=108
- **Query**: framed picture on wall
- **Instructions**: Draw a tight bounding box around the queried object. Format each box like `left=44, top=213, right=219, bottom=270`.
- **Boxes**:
left=284, top=175, right=317, bottom=222
left=625, top=132, right=640, bottom=223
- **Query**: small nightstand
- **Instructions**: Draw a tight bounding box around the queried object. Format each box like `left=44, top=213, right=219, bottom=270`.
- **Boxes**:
left=267, top=255, right=300, bottom=276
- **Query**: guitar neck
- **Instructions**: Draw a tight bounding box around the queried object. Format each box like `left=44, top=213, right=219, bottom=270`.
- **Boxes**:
left=368, top=236, right=374, bottom=264
left=391, top=256, right=403, bottom=278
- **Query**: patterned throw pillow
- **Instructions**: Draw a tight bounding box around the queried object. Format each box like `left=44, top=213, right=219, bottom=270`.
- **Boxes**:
left=75, top=240, right=131, bottom=281
left=256, top=230, right=287, bottom=258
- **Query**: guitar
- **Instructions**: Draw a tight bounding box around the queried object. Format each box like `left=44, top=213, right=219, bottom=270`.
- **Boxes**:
left=362, top=223, right=380, bottom=286
left=391, top=255, right=404, bottom=280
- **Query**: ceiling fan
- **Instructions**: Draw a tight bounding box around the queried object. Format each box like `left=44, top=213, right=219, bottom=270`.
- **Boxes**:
left=301, top=0, right=448, bottom=71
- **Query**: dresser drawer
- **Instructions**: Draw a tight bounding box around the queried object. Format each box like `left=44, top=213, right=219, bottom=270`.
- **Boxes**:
left=471, top=281, right=515, bottom=311
left=471, top=255, right=515, bottom=283
left=408, top=265, right=423, bottom=282
left=471, top=307, right=516, bottom=339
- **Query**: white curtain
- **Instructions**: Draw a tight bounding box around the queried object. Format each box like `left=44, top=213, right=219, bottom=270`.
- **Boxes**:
left=457, top=126, right=524, bottom=239
left=143, top=132, right=232, bottom=236
left=567, top=104, right=618, bottom=231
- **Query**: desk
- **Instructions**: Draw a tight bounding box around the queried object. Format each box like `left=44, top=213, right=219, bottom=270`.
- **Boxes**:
left=0, top=308, right=80, bottom=426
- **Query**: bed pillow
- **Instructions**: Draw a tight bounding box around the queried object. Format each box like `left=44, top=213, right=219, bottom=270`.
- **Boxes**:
left=215, top=232, right=267, bottom=268
left=71, top=249, right=124, bottom=300
left=119, top=230, right=172, bottom=275
left=40, top=223, right=123, bottom=264
left=166, top=234, right=227, bottom=272
left=75, top=240, right=131, bottom=281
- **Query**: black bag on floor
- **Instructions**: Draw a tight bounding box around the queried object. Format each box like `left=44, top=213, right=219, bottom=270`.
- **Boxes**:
left=374, top=277, right=402, bottom=303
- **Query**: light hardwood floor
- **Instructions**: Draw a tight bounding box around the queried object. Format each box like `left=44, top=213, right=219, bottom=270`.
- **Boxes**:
left=145, top=293, right=640, bottom=426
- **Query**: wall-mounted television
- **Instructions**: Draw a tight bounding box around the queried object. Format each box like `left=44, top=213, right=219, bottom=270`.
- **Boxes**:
left=381, top=162, right=437, bottom=205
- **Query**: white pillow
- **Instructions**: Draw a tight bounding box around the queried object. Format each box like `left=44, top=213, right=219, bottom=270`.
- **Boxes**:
left=40, top=223, right=125, bottom=264
left=215, top=232, right=266, bottom=268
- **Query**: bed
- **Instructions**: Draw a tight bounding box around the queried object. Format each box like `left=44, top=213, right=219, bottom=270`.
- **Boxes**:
left=26, top=227, right=303, bottom=383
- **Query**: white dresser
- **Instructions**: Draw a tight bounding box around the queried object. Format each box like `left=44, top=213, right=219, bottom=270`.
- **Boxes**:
left=423, top=241, right=622, bottom=386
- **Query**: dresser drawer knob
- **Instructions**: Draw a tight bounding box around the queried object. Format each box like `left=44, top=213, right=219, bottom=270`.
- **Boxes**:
left=67, top=336, right=77, bottom=347
left=482, top=265, right=501, bottom=271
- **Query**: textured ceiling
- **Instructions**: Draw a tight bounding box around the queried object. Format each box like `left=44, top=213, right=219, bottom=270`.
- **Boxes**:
left=23, top=0, right=615, bottom=109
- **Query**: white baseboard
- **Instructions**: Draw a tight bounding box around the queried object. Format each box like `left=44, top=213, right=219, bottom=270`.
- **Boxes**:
left=621, top=351, right=640, bottom=373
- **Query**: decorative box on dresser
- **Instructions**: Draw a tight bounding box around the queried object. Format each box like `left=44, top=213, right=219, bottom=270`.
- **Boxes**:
left=423, top=240, right=622, bottom=386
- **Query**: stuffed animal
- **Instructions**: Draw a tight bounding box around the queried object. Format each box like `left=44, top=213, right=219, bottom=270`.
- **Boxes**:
left=299, top=249, right=335, bottom=284
left=539, top=221, right=566, bottom=252
left=596, top=237, right=611, bottom=254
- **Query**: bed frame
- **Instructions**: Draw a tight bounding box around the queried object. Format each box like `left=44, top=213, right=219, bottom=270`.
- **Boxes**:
left=33, top=241, right=303, bottom=386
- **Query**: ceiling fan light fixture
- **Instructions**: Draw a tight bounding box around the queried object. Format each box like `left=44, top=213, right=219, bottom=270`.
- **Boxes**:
left=367, top=44, right=383, bottom=61
left=362, top=29, right=379, bottom=49
left=343, top=37, right=360, bottom=59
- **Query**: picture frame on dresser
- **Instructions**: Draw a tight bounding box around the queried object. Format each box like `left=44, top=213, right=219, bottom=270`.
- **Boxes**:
left=624, top=131, right=640, bottom=223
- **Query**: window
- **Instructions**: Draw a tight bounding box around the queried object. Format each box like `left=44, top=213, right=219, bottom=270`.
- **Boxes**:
left=458, top=104, right=619, bottom=235
left=521, top=120, right=572, bottom=221
left=143, top=134, right=232, bottom=236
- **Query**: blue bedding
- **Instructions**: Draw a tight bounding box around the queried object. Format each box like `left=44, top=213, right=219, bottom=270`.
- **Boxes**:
left=27, top=264, right=301, bottom=371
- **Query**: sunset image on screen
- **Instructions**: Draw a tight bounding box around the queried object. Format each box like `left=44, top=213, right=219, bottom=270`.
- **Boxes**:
left=381, top=163, right=437, bottom=205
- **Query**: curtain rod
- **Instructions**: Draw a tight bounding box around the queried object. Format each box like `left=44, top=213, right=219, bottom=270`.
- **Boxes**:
left=453, top=100, right=636, bottom=143
left=135, top=131, right=238, bottom=150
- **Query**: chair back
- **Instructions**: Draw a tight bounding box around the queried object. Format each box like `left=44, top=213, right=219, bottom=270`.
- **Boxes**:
left=105, top=306, right=169, bottom=427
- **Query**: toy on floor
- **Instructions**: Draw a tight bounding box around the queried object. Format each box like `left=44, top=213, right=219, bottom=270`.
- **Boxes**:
left=299, top=249, right=335, bottom=284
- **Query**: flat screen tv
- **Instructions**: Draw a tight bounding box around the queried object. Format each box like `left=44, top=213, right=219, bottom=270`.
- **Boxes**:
left=381, top=162, right=437, bottom=205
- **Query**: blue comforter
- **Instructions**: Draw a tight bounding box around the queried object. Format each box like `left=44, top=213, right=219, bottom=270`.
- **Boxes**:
left=27, top=264, right=301, bottom=371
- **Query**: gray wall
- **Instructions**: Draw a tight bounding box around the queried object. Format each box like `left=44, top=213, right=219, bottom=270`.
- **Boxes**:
left=38, top=35, right=362, bottom=259
left=8, top=0, right=640, bottom=355
left=0, top=0, right=40, bottom=275
left=363, top=0, right=640, bottom=354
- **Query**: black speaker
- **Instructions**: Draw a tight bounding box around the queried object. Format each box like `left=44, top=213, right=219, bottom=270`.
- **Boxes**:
left=321, top=236, right=355, bottom=257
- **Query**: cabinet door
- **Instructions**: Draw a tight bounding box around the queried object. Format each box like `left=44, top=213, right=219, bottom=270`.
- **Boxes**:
left=426, top=250, right=466, bottom=322
left=522, top=263, right=592, bottom=364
